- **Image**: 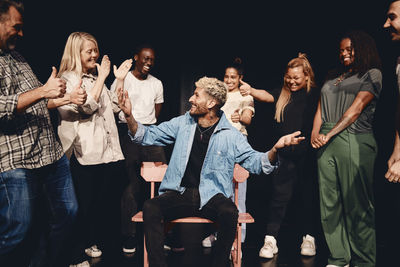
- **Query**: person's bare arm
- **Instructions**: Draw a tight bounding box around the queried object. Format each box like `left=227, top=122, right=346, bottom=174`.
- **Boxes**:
left=231, top=108, right=253, bottom=126
left=311, top=99, right=325, bottom=149
left=17, top=67, right=66, bottom=112
left=239, top=80, right=274, bottom=103
left=317, top=91, right=374, bottom=147
left=155, top=103, right=162, bottom=119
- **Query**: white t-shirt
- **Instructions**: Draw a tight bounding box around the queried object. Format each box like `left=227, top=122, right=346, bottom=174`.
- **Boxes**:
left=111, top=72, right=164, bottom=125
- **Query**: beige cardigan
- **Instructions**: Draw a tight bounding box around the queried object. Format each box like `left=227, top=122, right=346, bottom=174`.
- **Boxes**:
left=57, top=71, right=124, bottom=165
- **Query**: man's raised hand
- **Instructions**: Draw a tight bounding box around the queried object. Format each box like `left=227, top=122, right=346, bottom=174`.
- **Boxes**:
left=42, top=67, right=66, bottom=99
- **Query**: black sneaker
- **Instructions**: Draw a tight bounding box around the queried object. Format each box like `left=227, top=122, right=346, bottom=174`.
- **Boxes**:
left=165, top=230, right=184, bottom=252
left=122, top=236, right=137, bottom=254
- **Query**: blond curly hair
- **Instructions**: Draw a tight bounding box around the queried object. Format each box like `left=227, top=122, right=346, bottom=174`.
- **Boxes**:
left=195, top=76, right=227, bottom=107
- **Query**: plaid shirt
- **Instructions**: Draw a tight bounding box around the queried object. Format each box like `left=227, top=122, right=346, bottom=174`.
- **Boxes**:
left=0, top=50, right=63, bottom=173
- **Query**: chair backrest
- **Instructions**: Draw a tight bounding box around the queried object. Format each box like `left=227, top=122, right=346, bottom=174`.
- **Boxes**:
left=233, top=164, right=249, bottom=183
left=140, top=162, right=250, bottom=199
left=141, top=162, right=168, bottom=182
left=232, top=164, right=249, bottom=205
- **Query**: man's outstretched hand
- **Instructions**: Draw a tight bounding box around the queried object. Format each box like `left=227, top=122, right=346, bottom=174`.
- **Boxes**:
left=268, top=131, right=305, bottom=163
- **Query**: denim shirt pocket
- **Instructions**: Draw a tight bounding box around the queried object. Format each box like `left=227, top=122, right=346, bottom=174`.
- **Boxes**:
left=209, top=150, right=229, bottom=171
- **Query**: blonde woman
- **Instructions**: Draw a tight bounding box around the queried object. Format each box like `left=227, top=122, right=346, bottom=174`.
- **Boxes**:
left=240, top=53, right=319, bottom=259
left=56, top=32, right=132, bottom=264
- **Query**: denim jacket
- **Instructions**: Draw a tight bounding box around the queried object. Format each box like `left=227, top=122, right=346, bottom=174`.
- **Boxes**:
left=130, top=111, right=276, bottom=208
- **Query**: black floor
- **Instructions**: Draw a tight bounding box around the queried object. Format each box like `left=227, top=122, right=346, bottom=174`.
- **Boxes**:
left=71, top=220, right=397, bottom=267
left=68, top=170, right=400, bottom=267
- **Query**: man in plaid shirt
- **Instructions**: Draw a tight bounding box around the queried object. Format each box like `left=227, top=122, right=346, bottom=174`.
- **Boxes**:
left=0, top=1, right=87, bottom=265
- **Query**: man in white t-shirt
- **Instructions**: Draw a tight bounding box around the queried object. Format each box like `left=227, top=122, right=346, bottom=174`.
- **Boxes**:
left=111, top=45, right=166, bottom=254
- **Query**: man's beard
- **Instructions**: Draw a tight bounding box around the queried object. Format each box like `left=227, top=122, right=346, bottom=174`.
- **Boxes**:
left=5, top=36, right=19, bottom=51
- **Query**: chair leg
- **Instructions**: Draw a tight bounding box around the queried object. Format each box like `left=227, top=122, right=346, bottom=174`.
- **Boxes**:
left=231, top=223, right=242, bottom=267
left=144, top=237, right=149, bottom=267
left=237, top=224, right=242, bottom=267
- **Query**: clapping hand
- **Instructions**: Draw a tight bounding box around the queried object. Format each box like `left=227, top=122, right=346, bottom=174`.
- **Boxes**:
left=117, top=87, right=132, bottom=117
left=95, top=55, right=111, bottom=80
left=113, top=59, right=133, bottom=81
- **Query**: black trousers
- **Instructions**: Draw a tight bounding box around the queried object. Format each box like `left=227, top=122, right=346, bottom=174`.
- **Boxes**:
left=266, top=155, right=317, bottom=238
left=143, top=188, right=238, bottom=267
left=68, top=156, right=124, bottom=260
left=118, top=123, right=167, bottom=238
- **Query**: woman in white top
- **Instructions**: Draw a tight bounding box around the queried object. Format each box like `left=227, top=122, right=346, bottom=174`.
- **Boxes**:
left=56, top=31, right=132, bottom=263
left=202, top=58, right=255, bottom=247
left=222, top=58, right=254, bottom=243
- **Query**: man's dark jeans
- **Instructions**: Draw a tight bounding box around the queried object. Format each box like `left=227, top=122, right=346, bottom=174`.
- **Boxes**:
left=143, top=188, right=238, bottom=267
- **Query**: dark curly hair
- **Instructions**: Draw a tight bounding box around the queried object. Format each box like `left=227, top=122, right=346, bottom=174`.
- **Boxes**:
left=327, top=30, right=382, bottom=80
left=225, top=57, right=244, bottom=77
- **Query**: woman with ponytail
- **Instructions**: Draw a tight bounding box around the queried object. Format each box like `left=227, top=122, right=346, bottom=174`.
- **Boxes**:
left=240, top=53, right=319, bottom=259
left=201, top=57, right=255, bottom=248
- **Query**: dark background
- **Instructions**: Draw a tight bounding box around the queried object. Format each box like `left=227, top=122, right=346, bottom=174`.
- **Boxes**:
left=15, top=0, right=400, bottom=264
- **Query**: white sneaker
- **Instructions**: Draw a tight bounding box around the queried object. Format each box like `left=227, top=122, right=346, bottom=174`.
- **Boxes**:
left=326, top=264, right=349, bottom=267
left=69, top=260, right=90, bottom=267
left=300, top=234, right=316, bottom=256
left=202, top=234, right=217, bottom=248
left=85, top=245, right=102, bottom=258
left=259, top=235, right=278, bottom=259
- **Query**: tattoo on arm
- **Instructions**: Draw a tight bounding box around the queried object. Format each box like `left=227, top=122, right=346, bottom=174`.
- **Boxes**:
left=327, top=115, right=353, bottom=138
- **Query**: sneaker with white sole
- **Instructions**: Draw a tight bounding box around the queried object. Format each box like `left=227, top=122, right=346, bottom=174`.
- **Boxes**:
left=202, top=234, right=217, bottom=248
left=259, top=235, right=278, bottom=259
left=326, top=264, right=349, bottom=267
left=69, top=260, right=90, bottom=267
left=122, top=236, right=136, bottom=254
left=85, top=245, right=102, bottom=258
left=300, top=234, right=316, bottom=256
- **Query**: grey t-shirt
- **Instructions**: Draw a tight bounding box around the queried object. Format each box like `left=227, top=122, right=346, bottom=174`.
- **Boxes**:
left=320, top=68, right=382, bottom=134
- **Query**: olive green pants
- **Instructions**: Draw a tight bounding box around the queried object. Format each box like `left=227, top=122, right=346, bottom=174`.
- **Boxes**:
left=317, top=123, right=376, bottom=267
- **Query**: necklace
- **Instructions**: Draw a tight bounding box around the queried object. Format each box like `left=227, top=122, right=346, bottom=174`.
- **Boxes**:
left=334, top=72, right=348, bottom=86
left=197, top=123, right=214, bottom=141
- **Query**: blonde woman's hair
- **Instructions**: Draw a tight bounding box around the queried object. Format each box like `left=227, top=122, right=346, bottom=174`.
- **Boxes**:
left=195, top=76, right=227, bottom=108
left=274, top=53, right=316, bottom=123
left=58, top=32, right=98, bottom=77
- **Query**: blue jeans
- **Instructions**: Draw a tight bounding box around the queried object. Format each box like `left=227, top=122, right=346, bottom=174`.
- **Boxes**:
left=0, top=155, right=78, bottom=264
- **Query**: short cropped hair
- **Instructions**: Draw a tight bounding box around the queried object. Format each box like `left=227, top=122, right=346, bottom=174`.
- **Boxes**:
left=0, top=0, right=23, bottom=22
left=195, top=76, right=227, bottom=107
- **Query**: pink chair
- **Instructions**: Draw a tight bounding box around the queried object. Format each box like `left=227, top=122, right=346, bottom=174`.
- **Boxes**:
left=132, top=162, right=254, bottom=267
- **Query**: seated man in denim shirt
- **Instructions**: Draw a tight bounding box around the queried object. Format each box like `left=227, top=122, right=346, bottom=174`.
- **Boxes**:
left=117, top=76, right=304, bottom=267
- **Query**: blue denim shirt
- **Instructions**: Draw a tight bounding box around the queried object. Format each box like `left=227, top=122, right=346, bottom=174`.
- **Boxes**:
left=130, top=111, right=276, bottom=208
